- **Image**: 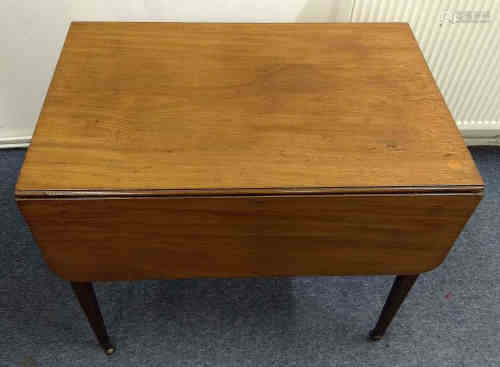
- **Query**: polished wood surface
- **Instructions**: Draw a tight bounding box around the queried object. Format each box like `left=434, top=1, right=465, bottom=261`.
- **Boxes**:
left=16, top=22, right=482, bottom=197
left=18, top=193, right=481, bottom=281
left=15, top=22, right=484, bottom=347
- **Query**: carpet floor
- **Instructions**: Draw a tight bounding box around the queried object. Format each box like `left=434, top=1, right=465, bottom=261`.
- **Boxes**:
left=1, top=147, right=499, bottom=367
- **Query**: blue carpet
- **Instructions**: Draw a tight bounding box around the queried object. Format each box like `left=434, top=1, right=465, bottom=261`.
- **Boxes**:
left=1, top=147, right=499, bottom=367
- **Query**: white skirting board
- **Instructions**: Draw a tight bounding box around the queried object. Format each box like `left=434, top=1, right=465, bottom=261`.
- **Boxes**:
left=466, top=137, right=500, bottom=146
left=1, top=124, right=499, bottom=149
left=0, top=136, right=31, bottom=149
left=459, top=121, right=500, bottom=146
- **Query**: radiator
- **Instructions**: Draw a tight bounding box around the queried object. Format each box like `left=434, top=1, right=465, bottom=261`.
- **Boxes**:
left=352, top=0, right=500, bottom=143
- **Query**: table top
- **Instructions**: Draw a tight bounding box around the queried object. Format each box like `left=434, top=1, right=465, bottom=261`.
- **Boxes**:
left=16, top=22, right=482, bottom=198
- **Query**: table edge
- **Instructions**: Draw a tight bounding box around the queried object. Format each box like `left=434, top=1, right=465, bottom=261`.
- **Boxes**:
left=15, top=185, right=484, bottom=200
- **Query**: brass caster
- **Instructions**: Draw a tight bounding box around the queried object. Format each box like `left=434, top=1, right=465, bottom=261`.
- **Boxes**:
left=104, top=346, right=116, bottom=355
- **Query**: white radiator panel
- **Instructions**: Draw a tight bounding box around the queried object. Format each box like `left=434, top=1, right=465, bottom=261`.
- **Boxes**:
left=352, top=0, right=500, bottom=139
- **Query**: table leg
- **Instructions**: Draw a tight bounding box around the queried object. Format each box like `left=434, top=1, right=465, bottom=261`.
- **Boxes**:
left=369, top=274, right=419, bottom=341
left=71, top=281, right=115, bottom=355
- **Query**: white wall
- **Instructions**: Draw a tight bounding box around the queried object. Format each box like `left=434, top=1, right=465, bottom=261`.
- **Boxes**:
left=0, top=0, right=353, bottom=145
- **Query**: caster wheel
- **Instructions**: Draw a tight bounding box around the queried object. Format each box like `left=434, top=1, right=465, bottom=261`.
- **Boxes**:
left=104, top=346, right=116, bottom=355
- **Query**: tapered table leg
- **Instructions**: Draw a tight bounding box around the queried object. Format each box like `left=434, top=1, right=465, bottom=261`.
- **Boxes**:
left=369, top=274, right=419, bottom=341
left=71, top=282, right=115, bottom=355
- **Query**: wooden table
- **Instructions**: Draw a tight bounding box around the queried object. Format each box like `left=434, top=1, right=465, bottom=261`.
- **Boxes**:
left=16, top=22, right=483, bottom=355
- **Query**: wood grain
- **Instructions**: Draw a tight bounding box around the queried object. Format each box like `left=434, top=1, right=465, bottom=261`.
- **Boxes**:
left=18, top=193, right=481, bottom=281
left=16, top=22, right=482, bottom=196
